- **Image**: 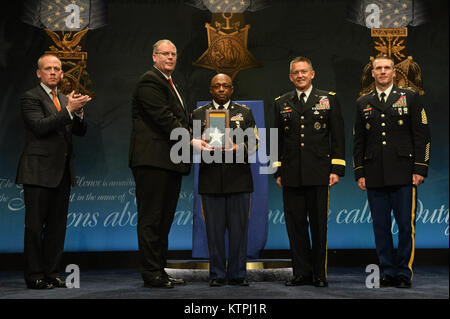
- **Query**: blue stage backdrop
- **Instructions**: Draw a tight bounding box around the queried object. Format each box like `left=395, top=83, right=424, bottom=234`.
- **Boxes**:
left=0, top=100, right=447, bottom=253
left=0, top=0, right=448, bottom=253
left=192, top=100, right=268, bottom=259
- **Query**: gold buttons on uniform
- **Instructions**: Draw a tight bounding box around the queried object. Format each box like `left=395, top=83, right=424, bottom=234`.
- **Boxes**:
left=382, top=141, right=387, bottom=145
left=381, top=114, right=385, bottom=118
left=382, top=132, right=386, bottom=136
left=301, top=143, right=305, bottom=147
left=381, top=123, right=386, bottom=127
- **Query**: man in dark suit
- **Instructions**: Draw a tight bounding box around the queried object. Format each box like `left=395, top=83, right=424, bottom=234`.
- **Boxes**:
left=353, top=55, right=430, bottom=288
left=192, top=73, right=259, bottom=287
left=129, top=39, right=191, bottom=288
left=273, top=56, right=345, bottom=287
left=16, top=54, right=90, bottom=289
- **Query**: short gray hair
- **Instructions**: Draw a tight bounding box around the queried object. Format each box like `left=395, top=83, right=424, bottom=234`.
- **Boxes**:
left=152, top=39, right=177, bottom=54
left=289, top=56, right=314, bottom=73
left=37, top=54, right=61, bottom=69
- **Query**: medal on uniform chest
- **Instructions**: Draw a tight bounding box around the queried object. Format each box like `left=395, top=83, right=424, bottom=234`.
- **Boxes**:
left=231, top=113, right=243, bottom=129
left=314, top=122, right=321, bottom=130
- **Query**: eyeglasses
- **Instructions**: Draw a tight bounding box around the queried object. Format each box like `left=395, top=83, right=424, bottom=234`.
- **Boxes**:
left=211, top=84, right=233, bottom=89
left=155, top=51, right=177, bottom=57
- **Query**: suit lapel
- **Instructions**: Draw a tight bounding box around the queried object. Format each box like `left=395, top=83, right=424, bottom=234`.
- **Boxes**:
left=369, top=90, right=384, bottom=112
left=152, top=67, right=187, bottom=119
left=288, top=90, right=303, bottom=115
left=370, top=85, right=400, bottom=112
left=304, top=88, right=321, bottom=114
left=385, top=86, right=400, bottom=111
left=37, top=85, right=59, bottom=114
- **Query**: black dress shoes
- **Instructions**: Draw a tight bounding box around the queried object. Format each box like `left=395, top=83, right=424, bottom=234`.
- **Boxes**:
left=396, top=275, right=411, bottom=288
left=168, top=276, right=186, bottom=285
left=209, top=278, right=226, bottom=287
left=144, top=276, right=175, bottom=289
left=229, top=278, right=250, bottom=286
left=285, top=276, right=313, bottom=286
left=380, top=274, right=396, bottom=287
left=46, top=277, right=67, bottom=288
left=313, top=279, right=328, bottom=287
left=165, top=273, right=186, bottom=285
left=26, top=279, right=54, bottom=289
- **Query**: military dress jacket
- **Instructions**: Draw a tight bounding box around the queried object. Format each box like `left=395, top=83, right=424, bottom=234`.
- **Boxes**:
left=273, top=88, right=346, bottom=187
left=191, top=102, right=259, bottom=194
left=353, top=86, right=430, bottom=188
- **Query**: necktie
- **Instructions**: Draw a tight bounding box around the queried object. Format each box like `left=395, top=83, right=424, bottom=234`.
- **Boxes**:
left=168, top=77, right=175, bottom=90
left=380, top=92, right=386, bottom=104
left=51, top=90, right=61, bottom=111
left=300, top=92, right=306, bottom=106
left=218, top=104, right=224, bottom=110
left=168, top=77, right=184, bottom=108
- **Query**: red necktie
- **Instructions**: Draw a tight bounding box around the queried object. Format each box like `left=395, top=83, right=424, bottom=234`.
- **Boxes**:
left=168, top=78, right=175, bottom=90
left=51, top=90, right=61, bottom=111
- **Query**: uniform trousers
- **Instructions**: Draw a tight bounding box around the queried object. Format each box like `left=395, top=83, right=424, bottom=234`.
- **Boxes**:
left=282, top=185, right=329, bottom=280
left=367, top=185, right=416, bottom=279
left=132, top=166, right=182, bottom=282
left=23, top=159, right=71, bottom=284
left=201, top=193, right=251, bottom=280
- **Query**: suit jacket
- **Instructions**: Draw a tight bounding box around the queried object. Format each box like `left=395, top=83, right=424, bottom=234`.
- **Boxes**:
left=16, top=84, right=87, bottom=188
left=273, top=88, right=346, bottom=187
left=191, top=102, right=259, bottom=194
left=353, top=85, right=430, bottom=188
left=129, top=66, right=190, bottom=174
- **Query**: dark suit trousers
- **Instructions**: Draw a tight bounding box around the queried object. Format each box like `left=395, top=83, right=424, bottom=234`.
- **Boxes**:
left=367, top=185, right=416, bottom=279
left=132, top=166, right=182, bottom=282
left=201, top=193, right=251, bottom=281
left=282, top=185, right=329, bottom=280
left=23, top=160, right=71, bottom=283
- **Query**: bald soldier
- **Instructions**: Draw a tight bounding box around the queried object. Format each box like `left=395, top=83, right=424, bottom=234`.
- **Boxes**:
left=191, top=74, right=259, bottom=287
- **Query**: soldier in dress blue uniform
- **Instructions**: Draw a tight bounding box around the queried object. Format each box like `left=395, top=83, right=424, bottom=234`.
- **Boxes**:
left=191, top=73, right=259, bottom=287
left=273, top=57, right=346, bottom=287
left=353, top=55, right=431, bottom=288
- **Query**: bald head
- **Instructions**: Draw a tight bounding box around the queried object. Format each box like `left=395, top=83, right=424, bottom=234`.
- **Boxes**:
left=210, top=73, right=234, bottom=105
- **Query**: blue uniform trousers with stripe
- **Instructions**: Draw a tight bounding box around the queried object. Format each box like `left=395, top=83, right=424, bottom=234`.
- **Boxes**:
left=201, top=193, right=251, bottom=281
left=367, top=185, right=417, bottom=279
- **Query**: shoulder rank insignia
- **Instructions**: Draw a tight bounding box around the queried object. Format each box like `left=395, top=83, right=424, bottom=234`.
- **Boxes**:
left=275, top=96, right=281, bottom=101
left=399, top=86, right=417, bottom=93
left=328, top=91, right=336, bottom=95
